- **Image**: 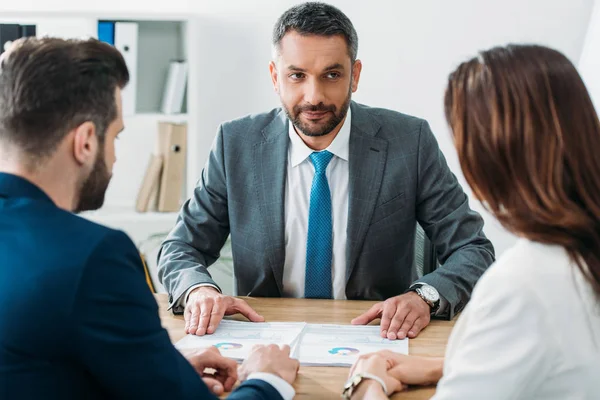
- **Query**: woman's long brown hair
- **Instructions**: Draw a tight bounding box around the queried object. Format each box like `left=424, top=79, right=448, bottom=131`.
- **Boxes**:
left=445, top=44, right=600, bottom=297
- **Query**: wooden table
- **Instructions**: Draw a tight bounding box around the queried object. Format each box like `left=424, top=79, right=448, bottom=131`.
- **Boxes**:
left=156, top=294, right=455, bottom=399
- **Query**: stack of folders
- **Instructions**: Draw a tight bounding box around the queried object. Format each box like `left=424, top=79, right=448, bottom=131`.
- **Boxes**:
left=98, top=21, right=138, bottom=116
left=136, top=122, right=187, bottom=213
left=161, top=60, right=188, bottom=114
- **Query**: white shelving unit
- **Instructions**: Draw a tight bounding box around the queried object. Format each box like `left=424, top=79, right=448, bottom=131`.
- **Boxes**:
left=1, top=12, right=202, bottom=243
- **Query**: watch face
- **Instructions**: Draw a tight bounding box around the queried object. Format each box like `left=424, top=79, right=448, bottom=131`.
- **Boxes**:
left=420, top=286, right=439, bottom=302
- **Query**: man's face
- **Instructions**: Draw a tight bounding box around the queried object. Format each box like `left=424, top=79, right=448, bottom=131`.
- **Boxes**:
left=74, top=88, right=123, bottom=213
left=270, top=31, right=362, bottom=137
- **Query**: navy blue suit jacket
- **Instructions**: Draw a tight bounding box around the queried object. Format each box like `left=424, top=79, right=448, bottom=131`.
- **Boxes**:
left=0, top=173, right=282, bottom=400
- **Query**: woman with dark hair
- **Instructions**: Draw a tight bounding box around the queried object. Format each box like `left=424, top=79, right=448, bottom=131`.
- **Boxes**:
left=343, top=44, right=600, bottom=399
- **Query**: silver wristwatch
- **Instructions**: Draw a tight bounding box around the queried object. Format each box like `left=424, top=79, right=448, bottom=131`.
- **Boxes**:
left=341, top=372, right=387, bottom=400
left=409, top=283, right=440, bottom=313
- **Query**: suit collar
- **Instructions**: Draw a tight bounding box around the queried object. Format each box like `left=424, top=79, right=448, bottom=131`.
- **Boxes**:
left=261, top=109, right=289, bottom=142
left=254, top=121, right=289, bottom=295
left=346, top=103, right=388, bottom=284
left=0, top=173, right=54, bottom=204
left=349, top=101, right=381, bottom=138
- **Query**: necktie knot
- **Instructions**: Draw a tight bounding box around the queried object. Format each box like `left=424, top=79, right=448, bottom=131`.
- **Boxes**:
left=309, top=151, right=333, bottom=174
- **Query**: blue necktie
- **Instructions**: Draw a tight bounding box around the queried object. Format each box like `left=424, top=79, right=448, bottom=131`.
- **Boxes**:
left=305, top=150, right=334, bottom=299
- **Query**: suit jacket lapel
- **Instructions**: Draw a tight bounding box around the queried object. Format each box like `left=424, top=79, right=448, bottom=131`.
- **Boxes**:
left=253, top=111, right=289, bottom=295
left=346, top=103, right=388, bottom=283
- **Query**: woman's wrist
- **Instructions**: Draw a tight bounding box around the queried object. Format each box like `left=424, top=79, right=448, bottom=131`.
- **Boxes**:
left=351, top=379, right=388, bottom=400
left=426, top=357, right=445, bottom=384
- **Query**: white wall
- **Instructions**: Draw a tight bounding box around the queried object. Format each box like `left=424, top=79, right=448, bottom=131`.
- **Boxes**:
left=190, top=0, right=595, bottom=257
left=1, top=0, right=596, bottom=257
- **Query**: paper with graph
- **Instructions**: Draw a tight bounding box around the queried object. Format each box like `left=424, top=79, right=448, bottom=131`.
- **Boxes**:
left=175, top=320, right=306, bottom=361
left=293, top=323, right=409, bottom=367
left=175, top=320, right=408, bottom=366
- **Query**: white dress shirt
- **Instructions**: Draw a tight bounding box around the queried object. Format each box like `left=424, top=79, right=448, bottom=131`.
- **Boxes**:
left=282, top=109, right=351, bottom=299
left=433, top=239, right=600, bottom=399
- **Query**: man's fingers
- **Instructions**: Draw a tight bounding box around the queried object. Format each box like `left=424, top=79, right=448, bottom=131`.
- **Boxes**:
left=194, top=298, right=214, bottom=336
left=279, top=344, right=291, bottom=356
left=196, top=351, right=239, bottom=382
left=187, top=303, right=202, bottom=335
left=184, top=304, right=193, bottom=333
left=386, top=306, right=409, bottom=340
left=351, top=303, right=382, bottom=326
left=234, top=299, right=265, bottom=322
left=379, top=303, right=396, bottom=337
left=206, top=297, right=226, bottom=334
left=408, top=318, right=425, bottom=338
left=201, top=377, right=224, bottom=395
left=396, top=312, right=417, bottom=340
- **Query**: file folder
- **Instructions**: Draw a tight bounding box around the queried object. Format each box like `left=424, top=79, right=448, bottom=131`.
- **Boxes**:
left=97, top=21, right=115, bottom=45
left=114, top=22, right=138, bottom=115
left=0, top=24, right=20, bottom=55
left=135, top=154, right=163, bottom=212
left=157, top=122, right=187, bottom=212
left=161, top=60, right=188, bottom=114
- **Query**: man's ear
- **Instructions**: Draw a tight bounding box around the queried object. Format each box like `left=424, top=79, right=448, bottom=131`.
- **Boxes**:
left=269, top=61, right=279, bottom=93
left=72, top=121, right=97, bottom=166
left=351, top=59, right=363, bottom=93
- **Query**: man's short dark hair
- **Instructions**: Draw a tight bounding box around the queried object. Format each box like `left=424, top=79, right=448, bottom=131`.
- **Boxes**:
left=0, top=37, right=129, bottom=168
left=272, top=2, right=359, bottom=62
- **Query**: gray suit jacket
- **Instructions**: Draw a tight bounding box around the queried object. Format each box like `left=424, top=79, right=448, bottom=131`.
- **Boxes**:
left=158, top=102, right=495, bottom=319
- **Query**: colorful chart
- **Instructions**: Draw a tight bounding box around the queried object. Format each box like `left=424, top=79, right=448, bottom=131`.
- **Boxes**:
left=328, top=347, right=359, bottom=356
left=214, top=342, right=243, bottom=350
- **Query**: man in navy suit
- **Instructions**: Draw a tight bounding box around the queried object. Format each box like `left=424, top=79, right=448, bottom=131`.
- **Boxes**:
left=0, top=37, right=298, bottom=399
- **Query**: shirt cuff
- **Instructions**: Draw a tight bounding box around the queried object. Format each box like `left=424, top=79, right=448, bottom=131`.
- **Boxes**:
left=177, top=283, right=222, bottom=308
left=435, top=293, right=449, bottom=317
left=246, top=372, right=295, bottom=400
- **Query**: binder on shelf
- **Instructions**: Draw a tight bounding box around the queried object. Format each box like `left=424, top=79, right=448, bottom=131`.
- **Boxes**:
left=19, top=25, right=36, bottom=38
left=114, top=22, right=138, bottom=116
left=97, top=21, right=115, bottom=45
left=135, top=154, right=163, bottom=213
left=157, top=122, right=187, bottom=212
left=160, top=60, right=188, bottom=114
left=1, top=24, right=21, bottom=54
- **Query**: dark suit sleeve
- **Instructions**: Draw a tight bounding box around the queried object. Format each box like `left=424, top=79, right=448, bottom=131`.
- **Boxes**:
left=229, top=380, right=285, bottom=400
left=158, top=124, right=231, bottom=312
left=71, top=230, right=282, bottom=400
left=414, top=120, right=495, bottom=319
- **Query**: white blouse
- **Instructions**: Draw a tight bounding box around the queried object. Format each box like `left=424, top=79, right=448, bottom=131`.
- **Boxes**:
left=433, top=239, right=600, bottom=399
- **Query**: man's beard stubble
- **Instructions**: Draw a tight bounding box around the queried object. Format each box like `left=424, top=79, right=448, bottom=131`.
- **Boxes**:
left=284, top=86, right=352, bottom=137
left=74, top=146, right=112, bottom=213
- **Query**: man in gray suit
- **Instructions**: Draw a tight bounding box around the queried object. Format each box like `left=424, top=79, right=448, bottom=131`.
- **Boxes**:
left=158, top=2, right=495, bottom=341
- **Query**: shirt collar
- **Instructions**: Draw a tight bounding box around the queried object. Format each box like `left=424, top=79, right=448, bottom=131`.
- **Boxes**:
left=288, top=107, right=351, bottom=167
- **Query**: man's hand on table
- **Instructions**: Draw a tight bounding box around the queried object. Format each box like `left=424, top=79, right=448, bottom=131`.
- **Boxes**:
left=184, top=287, right=265, bottom=335
left=351, top=292, right=431, bottom=340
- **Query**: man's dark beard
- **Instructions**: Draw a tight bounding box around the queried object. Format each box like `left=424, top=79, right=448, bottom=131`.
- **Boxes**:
left=74, top=146, right=112, bottom=213
left=284, top=87, right=352, bottom=137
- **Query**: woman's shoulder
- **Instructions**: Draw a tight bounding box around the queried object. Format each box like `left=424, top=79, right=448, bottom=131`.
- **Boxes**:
left=470, top=239, right=574, bottom=309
